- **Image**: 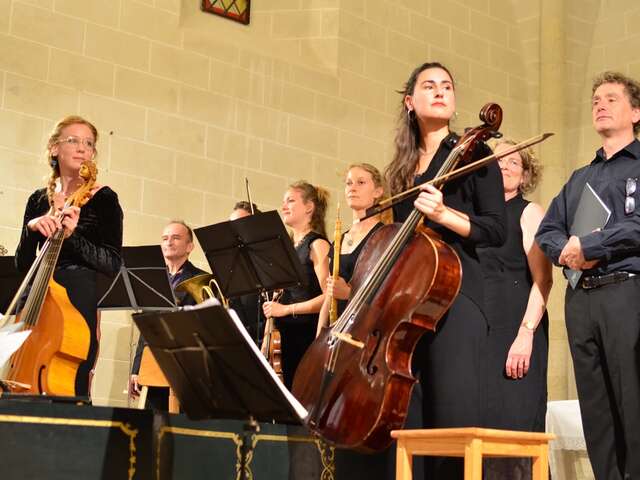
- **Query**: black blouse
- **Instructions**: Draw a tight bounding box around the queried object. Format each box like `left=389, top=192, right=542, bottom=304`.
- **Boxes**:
left=328, top=221, right=384, bottom=315
left=392, top=133, right=506, bottom=307
left=15, top=187, right=123, bottom=276
left=280, top=232, right=326, bottom=303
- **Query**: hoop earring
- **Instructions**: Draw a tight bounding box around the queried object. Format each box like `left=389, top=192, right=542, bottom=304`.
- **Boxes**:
left=406, top=109, right=413, bottom=124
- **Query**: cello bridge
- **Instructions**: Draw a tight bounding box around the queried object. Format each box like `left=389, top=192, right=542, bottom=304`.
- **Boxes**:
left=331, top=332, right=365, bottom=350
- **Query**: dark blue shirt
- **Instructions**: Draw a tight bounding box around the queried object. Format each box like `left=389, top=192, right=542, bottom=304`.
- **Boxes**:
left=536, top=138, right=640, bottom=275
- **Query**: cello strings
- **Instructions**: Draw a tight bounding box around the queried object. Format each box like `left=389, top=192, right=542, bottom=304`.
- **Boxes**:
left=330, top=141, right=467, bottom=338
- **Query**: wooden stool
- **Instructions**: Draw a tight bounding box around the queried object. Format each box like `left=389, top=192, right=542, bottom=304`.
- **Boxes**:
left=391, top=427, right=555, bottom=480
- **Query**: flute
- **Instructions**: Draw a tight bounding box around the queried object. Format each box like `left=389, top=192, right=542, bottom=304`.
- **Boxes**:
left=328, top=202, right=342, bottom=325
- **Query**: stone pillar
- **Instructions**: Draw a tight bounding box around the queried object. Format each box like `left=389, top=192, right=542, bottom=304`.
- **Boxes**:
left=538, top=0, right=573, bottom=401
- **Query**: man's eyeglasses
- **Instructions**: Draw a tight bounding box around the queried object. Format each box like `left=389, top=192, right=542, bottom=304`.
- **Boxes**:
left=625, top=177, right=636, bottom=215
left=57, top=135, right=96, bottom=150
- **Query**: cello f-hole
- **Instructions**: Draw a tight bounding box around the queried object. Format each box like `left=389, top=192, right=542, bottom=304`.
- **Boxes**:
left=365, top=330, right=381, bottom=375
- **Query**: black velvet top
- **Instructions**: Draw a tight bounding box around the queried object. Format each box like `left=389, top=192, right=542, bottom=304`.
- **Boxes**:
left=15, top=187, right=124, bottom=276
left=392, top=133, right=506, bottom=308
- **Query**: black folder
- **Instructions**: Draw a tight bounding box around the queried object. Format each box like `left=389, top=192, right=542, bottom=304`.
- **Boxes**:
left=567, top=182, right=611, bottom=288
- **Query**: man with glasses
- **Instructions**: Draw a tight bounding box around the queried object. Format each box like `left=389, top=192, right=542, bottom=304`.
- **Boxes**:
left=536, top=71, right=640, bottom=480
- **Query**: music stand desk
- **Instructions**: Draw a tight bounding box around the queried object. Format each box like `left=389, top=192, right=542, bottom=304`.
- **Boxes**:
left=133, top=302, right=307, bottom=425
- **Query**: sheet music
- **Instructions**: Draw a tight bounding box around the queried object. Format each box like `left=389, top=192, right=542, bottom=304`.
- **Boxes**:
left=0, top=321, right=31, bottom=371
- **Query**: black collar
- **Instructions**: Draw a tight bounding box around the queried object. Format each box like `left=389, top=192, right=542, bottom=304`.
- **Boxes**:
left=593, top=138, right=640, bottom=163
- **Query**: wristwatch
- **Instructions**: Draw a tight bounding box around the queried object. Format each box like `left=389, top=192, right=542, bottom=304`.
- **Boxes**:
left=521, top=320, right=536, bottom=331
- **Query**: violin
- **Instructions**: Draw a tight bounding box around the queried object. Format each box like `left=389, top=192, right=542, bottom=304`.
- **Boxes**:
left=4, top=161, right=97, bottom=395
left=260, top=290, right=284, bottom=382
left=292, top=104, right=503, bottom=452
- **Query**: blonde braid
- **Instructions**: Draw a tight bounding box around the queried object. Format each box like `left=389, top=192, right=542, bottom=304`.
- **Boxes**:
left=46, top=168, right=59, bottom=208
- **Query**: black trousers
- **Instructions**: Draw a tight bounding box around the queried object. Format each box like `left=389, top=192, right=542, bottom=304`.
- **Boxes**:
left=565, top=276, right=640, bottom=480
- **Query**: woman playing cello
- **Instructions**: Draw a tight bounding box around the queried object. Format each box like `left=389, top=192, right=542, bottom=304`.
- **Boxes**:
left=387, top=62, right=506, bottom=479
left=15, top=115, right=123, bottom=398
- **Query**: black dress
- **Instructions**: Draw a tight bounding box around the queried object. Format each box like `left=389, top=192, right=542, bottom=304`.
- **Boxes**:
left=15, top=187, right=123, bottom=397
left=478, top=194, right=549, bottom=480
left=276, top=231, right=327, bottom=390
left=393, top=133, right=506, bottom=480
left=479, top=195, right=549, bottom=431
left=327, top=222, right=384, bottom=316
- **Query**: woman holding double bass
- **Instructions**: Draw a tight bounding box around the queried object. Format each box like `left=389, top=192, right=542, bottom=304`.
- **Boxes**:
left=388, top=62, right=506, bottom=478
left=14, top=115, right=123, bottom=398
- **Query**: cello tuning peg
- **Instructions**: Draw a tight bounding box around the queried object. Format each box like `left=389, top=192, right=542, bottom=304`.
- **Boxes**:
left=491, top=131, right=503, bottom=139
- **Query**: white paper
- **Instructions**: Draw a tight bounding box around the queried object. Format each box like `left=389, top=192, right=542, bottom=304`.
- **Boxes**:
left=0, top=326, right=31, bottom=370
left=226, top=307, right=309, bottom=421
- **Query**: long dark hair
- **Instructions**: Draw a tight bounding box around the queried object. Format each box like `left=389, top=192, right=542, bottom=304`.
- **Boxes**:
left=384, top=62, right=455, bottom=196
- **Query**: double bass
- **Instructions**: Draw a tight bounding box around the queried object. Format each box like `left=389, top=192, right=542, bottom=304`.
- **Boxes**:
left=4, top=161, right=96, bottom=395
left=292, top=104, right=503, bottom=452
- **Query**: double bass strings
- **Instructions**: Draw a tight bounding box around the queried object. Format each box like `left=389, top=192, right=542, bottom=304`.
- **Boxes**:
left=20, top=200, right=71, bottom=328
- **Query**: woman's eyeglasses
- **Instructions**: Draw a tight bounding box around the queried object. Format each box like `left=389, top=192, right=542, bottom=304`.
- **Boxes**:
left=625, top=177, right=636, bottom=215
left=57, top=136, right=96, bottom=150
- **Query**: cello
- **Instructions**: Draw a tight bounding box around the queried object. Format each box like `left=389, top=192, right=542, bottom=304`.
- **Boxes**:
left=292, top=103, right=502, bottom=452
left=4, top=161, right=96, bottom=395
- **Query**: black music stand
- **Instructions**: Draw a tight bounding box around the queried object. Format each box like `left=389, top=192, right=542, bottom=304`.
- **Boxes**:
left=194, top=210, right=307, bottom=299
left=0, top=257, right=24, bottom=315
left=97, top=245, right=176, bottom=311
left=133, top=303, right=307, bottom=424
